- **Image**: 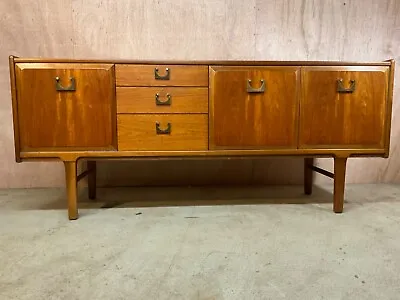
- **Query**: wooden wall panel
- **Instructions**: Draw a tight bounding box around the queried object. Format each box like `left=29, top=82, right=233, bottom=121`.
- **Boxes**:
left=71, top=0, right=256, bottom=60
left=0, top=0, right=399, bottom=188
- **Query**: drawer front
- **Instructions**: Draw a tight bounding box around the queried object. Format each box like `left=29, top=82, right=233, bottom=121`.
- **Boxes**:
left=209, top=66, right=300, bottom=149
left=117, top=114, right=208, bottom=150
left=299, top=66, right=389, bottom=148
left=117, top=87, right=208, bottom=113
left=116, top=64, right=208, bottom=86
left=15, top=63, right=116, bottom=150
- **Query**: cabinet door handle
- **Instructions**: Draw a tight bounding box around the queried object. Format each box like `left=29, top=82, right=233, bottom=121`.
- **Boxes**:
left=55, top=77, right=76, bottom=91
left=247, top=79, right=265, bottom=93
left=154, top=67, right=170, bottom=80
left=155, top=93, right=172, bottom=105
left=337, top=79, right=356, bottom=93
left=155, top=122, right=171, bottom=134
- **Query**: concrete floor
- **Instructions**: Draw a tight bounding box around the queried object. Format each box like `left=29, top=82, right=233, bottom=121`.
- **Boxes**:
left=0, top=184, right=400, bottom=300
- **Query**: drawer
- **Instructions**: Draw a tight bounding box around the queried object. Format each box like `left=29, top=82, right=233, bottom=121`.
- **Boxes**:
left=116, top=64, right=208, bottom=86
left=117, top=114, right=208, bottom=150
left=117, top=87, right=208, bottom=113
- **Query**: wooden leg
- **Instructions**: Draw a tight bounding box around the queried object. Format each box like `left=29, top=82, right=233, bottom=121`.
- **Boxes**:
left=333, top=157, right=347, bottom=213
left=88, top=161, right=97, bottom=200
left=64, top=161, right=78, bottom=220
left=304, top=158, right=314, bottom=195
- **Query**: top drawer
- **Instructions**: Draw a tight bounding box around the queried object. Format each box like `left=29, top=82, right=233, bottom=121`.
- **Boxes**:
left=116, top=64, right=208, bottom=87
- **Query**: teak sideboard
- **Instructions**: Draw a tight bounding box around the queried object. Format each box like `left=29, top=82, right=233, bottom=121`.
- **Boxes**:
left=8, top=56, right=395, bottom=220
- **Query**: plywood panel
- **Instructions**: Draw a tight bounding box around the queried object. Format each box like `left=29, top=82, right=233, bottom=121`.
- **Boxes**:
left=255, top=0, right=399, bottom=61
left=96, top=159, right=255, bottom=187
left=72, top=0, right=256, bottom=60
left=0, top=0, right=399, bottom=188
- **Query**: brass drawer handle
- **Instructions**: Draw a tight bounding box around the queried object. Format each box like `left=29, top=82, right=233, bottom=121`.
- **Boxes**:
left=155, top=122, right=171, bottom=134
left=337, top=79, right=356, bottom=93
left=55, top=76, right=76, bottom=91
left=155, top=93, right=172, bottom=105
left=247, top=79, right=265, bottom=93
left=154, top=67, right=170, bottom=80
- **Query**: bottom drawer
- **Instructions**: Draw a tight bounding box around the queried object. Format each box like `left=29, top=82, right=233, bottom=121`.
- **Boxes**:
left=117, top=114, right=208, bottom=150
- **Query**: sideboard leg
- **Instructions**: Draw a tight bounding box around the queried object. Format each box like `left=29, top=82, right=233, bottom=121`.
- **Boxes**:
left=333, top=157, right=347, bottom=213
left=304, top=158, right=314, bottom=195
left=64, top=161, right=78, bottom=220
left=88, top=161, right=97, bottom=200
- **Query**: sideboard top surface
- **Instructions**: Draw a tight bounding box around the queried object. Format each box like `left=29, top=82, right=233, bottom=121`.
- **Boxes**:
left=10, top=55, right=393, bottom=66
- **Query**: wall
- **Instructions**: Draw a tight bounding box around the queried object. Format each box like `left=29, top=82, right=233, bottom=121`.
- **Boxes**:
left=0, top=0, right=399, bottom=188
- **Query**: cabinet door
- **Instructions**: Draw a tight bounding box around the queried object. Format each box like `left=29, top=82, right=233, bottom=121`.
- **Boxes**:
left=209, top=66, right=300, bottom=149
left=299, top=67, right=389, bottom=149
left=15, top=63, right=116, bottom=150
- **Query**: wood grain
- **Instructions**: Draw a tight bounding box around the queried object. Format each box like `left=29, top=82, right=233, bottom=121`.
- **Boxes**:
left=384, top=59, right=396, bottom=157
left=15, top=63, right=116, bottom=150
left=117, top=114, right=208, bottom=151
left=333, top=157, right=347, bottom=213
left=210, top=66, right=299, bottom=148
left=95, top=159, right=255, bottom=187
left=87, top=161, right=96, bottom=199
left=304, top=158, right=314, bottom=195
left=255, top=0, right=398, bottom=61
left=19, top=148, right=387, bottom=161
left=117, top=87, right=208, bottom=113
left=13, top=57, right=391, bottom=66
left=64, top=160, right=78, bottom=220
left=8, top=56, right=20, bottom=162
left=300, top=66, right=389, bottom=149
left=116, top=64, right=208, bottom=87
left=71, top=0, right=256, bottom=60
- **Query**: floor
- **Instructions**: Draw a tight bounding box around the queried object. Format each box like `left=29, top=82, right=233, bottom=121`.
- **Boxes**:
left=0, top=184, right=399, bottom=300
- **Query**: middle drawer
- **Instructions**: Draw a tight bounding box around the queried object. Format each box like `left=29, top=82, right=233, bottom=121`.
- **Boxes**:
left=117, top=87, right=208, bottom=114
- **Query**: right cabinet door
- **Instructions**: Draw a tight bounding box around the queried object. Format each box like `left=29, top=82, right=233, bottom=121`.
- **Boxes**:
left=299, top=67, right=389, bottom=149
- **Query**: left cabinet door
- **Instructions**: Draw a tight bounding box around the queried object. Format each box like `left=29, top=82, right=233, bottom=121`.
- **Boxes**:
left=15, top=63, right=116, bottom=150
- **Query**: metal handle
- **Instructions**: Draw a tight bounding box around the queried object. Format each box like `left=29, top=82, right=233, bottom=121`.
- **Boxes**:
left=155, top=93, right=172, bottom=105
left=337, top=79, right=356, bottom=93
left=247, top=79, right=265, bottom=93
left=155, top=122, right=171, bottom=134
left=154, top=67, right=170, bottom=80
left=55, top=77, right=76, bottom=91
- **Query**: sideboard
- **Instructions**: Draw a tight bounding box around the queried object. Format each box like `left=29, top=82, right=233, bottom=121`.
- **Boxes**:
left=8, top=56, right=395, bottom=220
